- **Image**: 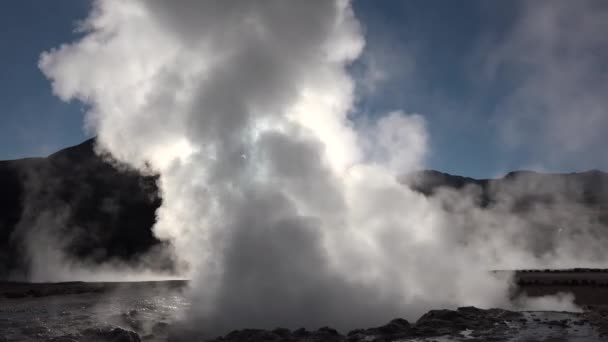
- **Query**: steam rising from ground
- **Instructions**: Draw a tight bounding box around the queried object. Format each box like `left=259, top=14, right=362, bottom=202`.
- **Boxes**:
left=40, top=0, right=601, bottom=334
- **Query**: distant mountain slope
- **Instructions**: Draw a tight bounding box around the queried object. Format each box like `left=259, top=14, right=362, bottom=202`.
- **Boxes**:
left=406, top=169, right=608, bottom=208
left=406, top=169, right=608, bottom=260
left=0, top=139, right=162, bottom=279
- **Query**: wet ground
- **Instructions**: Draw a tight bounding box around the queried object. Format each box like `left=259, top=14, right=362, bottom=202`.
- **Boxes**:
left=0, top=281, right=189, bottom=341
left=2, top=281, right=608, bottom=341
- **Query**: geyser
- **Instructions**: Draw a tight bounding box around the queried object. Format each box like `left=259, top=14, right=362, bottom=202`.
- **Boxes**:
left=40, top=0, right=600, bottom=335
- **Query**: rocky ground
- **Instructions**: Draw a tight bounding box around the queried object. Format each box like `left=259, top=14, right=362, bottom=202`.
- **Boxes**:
left=3, top=281, right=608, bottom=341
left=0, top=281, right=188, bottom=341
left=193, top=308, right=608, bottom=342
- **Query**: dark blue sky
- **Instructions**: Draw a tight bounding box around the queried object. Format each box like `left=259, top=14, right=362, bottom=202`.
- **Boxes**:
left=1, top=1, right=606, bottom=178
left=352, top=0, right=519, bottom=178
left=0, top=1, right=90, bottom=159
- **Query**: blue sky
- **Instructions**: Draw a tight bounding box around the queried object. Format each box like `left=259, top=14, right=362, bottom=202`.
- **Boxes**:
left=351, top=0, right=519, bottom=178
left=1, top=0, right=606, bottom=178
left=0, top=1, right=90, bottom=159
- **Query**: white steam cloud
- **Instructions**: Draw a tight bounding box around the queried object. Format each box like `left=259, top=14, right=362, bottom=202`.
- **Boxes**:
left=39, top=0, right=602, bottom=335
left=485, top=0, right=608, bottom=169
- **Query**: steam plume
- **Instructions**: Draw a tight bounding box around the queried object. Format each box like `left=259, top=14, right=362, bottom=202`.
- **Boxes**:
left=40, top=0, right=601, bottom=334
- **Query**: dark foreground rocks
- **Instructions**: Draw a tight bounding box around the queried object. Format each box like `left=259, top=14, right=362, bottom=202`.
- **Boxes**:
left=36, top=307, right=524, bottom=341
left=4, top=297, right=608, bottom=341
left=191, top=307, right=523, bottom=342
left=48, top=327, right=141, bottom=342
left=187, top=306, right=608, bottom=342
left=81, top=327, right=141, bottom=342
left=413, top=306, right=521, bottom=337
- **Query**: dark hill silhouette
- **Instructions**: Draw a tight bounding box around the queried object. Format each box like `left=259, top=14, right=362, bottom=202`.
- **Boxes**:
left=0, top=138, right=162, bottom=279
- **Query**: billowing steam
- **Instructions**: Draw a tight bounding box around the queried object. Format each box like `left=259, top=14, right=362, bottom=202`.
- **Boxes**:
left=485, top=0, right=608, bottom=170
left=39, top=0, right=603, bottom=335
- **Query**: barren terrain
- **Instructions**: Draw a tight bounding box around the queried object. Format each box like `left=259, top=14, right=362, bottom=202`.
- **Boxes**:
left=4, top=271, right=608, bottom=341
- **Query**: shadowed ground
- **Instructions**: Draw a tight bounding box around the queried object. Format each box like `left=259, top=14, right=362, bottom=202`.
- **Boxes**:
left=4, top=273, right=608, bottom=341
